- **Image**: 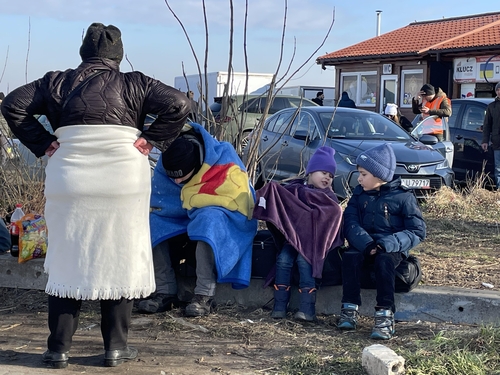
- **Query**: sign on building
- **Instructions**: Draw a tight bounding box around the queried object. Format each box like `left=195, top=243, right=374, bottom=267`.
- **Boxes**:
left=454, top=56, right=500, bottom=83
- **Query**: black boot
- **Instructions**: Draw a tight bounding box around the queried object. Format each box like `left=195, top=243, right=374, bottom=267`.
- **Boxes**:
left=271, top=285, right=290, bottom=319
left=42, top=350, right=69, bottom=369
left=104, top=347, right=138, bottom=367
left=294, top=288, right=317, bottom=322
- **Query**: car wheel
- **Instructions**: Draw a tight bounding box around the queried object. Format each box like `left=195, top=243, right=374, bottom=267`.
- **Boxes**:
left=237, top=131, right=252, bottom=155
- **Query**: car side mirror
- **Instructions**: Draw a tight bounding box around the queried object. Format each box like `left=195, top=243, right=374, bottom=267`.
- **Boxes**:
left=293, top=130, right=311, bottom=144
left=419, top=134, right=439, bottom=145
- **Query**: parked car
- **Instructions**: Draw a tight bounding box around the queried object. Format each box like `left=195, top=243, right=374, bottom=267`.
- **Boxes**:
left=411, top=98, right=498, bottom=184
left=446, top=98, right=495, bottom=183
left=206, top=94, right=318, bottom=149
left=410, top=115, right=454, bottom=168
left=243, top=106, right=454, bottom=200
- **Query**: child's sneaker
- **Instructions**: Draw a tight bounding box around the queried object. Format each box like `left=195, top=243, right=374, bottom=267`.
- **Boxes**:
left=337, top=303, right=359, bottom=330
left=370, top=309, right=395, bottom=340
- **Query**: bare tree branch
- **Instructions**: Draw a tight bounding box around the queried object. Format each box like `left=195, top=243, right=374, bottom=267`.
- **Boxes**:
left=202, top=0, right=210, bottom=125
left=125, top=54, right=134, bottom=71
left=160, top=1, right=336, bottom=187
left=25, top=17, right=31, bottom=84
left=164, top=0, right=206, bottom=128
left=0, top=46, right=9, bottom=85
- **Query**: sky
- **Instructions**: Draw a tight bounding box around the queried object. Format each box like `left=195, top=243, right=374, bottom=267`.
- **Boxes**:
left=0, top=0, right=498, bottom=95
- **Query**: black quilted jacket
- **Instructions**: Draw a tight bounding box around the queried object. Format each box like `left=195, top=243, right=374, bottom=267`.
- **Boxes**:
left=0, top=57, right=190, bottom=157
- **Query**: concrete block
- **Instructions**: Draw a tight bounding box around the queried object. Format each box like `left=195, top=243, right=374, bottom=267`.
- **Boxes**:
left=2, top=252, right=500, bottom=326
left=0, top=253, right=47, bottom=290
left=362, top=344, right=405, bottom=375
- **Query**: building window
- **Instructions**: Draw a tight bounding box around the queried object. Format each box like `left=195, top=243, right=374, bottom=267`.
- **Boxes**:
left=401, top=69, right=423, bottom=107
left=340, top=72, right=377, bottom=107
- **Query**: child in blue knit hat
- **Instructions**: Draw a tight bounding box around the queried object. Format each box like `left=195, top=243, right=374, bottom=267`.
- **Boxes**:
left=338, top=143, right=426, bottom=340
left=253, top=146, right=344, bottom=321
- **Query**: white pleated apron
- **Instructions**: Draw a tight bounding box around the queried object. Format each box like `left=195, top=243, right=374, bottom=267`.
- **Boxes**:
left=44, top=125, right=155, bottom=300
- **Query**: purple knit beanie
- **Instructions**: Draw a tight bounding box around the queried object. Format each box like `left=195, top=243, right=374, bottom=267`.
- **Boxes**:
left=305, top=146, right=337, bottom=176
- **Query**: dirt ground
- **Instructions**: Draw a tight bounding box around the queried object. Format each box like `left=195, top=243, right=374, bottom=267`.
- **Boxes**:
left=0, top=288, right=481, bottom=375
left=415, top=218, right=500, bottom=290
left=1, top=217, right=499, bottom=374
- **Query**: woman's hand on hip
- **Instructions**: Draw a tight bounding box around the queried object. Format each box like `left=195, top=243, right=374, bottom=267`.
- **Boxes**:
left=134, top=137, right=153, bottom=156
left=45, top=141, right=60, bottom=157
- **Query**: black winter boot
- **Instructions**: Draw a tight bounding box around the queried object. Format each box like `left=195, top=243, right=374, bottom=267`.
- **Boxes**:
left=271, top=285, right=290, bottom=319
left=294, top=288, right=317, bottom=321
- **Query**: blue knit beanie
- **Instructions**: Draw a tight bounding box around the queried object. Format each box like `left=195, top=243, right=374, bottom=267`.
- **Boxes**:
left=305, top=146, right=337, bottom=176
left=356, top=143, right=396, bottom=182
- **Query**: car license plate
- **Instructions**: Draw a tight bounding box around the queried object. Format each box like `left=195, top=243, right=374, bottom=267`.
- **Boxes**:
left=401, top=179, right=430, bottom=189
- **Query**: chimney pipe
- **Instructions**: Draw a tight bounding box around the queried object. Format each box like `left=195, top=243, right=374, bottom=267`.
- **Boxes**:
left=376, top=10, right=382, bottom=36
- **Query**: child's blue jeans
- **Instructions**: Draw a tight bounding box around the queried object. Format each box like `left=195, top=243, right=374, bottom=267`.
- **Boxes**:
left=274, top=243, right=315, bottom=289
left=341, top=250, right=403, bottom=312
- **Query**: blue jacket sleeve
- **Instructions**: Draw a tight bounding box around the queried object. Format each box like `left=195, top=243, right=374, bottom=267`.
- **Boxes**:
left=343, top=194, right=375, bottom=252
left=376, top=193, right=426, bottom=254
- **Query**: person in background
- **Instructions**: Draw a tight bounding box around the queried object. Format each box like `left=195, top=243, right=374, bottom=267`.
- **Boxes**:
left=383, top=103, right=413, bottom=132
left=0, top=92, right=10, bottom=166
left=253, top=146, right=344, bottom=321
left=312, top=91, right=324, bottom=106
left=411, top=83, right=451, bottom=141
left=481, top=82, right=500, bottom=189
left=337, top=91, right=356, bottom=108
left=0, top=218, right=10, bottom=253
left=139, top=122, right=257, bottom=316
left=187, top=90, right=200, bottom=123
left=1, top=23, right=190, bottom=369
left=337, top=143, right=426, bottom=340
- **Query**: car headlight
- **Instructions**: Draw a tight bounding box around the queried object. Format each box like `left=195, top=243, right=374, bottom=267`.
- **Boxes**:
left=337, top=151, right=357, bottom=166
left=435, top=159, right=449, bottom=170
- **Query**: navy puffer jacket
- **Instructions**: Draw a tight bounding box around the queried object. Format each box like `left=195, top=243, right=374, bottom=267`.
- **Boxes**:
left=343, top=177, right=426, bottom=257
left=1, top=57, right=190, bottom=157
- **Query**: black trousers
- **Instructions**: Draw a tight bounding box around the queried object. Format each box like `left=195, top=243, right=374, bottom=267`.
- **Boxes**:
left=341, top=250, right=403, bottom=313
left=47, top=295, right=134, bottom=353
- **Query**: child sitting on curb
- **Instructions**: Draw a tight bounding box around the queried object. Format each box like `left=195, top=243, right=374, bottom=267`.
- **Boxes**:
left=253, top=146, right=344, bottom=321
left=338, top=143, right=426, bottom=339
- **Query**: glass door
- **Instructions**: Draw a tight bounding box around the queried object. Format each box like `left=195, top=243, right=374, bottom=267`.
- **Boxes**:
left=379, top=75, right=398, bottom=113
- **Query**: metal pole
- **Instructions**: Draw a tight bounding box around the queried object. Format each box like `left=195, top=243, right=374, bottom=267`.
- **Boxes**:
left=376, top=10, right=382, bottom=36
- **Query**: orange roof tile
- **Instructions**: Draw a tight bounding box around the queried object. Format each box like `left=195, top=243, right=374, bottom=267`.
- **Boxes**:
left=318, top=12, right=500, bottom=63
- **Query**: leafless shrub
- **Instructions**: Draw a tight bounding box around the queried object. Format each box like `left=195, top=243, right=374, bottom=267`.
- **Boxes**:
left=0, top=144, right=46, bottom=218
left=163, top=1, right=335, bottom=186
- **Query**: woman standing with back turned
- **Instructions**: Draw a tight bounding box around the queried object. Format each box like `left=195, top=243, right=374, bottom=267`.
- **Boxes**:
left=1, top=23, right=190, bottom=369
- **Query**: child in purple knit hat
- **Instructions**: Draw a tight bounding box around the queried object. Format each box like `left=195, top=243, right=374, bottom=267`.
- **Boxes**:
left=253, top=146, right=344, bottom=321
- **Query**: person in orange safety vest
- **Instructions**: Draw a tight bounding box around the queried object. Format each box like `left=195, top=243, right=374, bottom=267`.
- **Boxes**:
left=411, top=83, right=451, bottom=141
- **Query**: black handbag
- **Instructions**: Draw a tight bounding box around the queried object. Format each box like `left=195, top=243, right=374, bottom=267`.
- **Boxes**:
left=360, top=254, right=423, bottom=293
left=394, top=255, right=423, bottom=293
left=251, top=230, right=278, bottom=279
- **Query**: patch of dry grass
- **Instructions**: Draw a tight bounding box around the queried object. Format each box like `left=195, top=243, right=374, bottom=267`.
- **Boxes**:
left=422, top=175, right=500, bottom=224
left=0, top=155, right=46, bottom=218
left=414, top=175, right=500, bottom=290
